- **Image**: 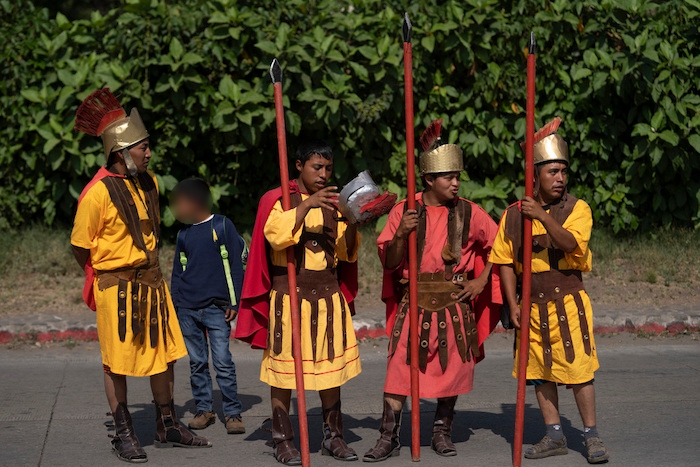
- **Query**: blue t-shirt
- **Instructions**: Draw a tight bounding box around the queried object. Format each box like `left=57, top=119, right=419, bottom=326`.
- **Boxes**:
left=171, top=214, right=245, bottom=310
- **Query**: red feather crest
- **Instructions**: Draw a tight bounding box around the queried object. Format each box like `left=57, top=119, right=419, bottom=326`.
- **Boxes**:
left=520, top=117, right=561, bottom=150
left=75, top=88, right=126, bottom=136
left=420, top=119, right=443, bottom=152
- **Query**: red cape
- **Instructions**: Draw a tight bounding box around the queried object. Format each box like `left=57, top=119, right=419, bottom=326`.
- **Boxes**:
left=234, top=180, right=358, bottom=349
left=76, top=167, right=127, bottom=311
left=381, top=196, right=502, bottom=363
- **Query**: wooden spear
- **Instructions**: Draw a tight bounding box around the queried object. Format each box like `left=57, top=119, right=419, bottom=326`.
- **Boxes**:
left=402, top=13, right=421, bottom=462
left=270, top=58, right=310, bottom=467
left=513, top=32, right=536, bottom=467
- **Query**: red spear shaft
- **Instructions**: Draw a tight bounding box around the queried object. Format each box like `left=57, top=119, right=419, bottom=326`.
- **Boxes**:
left=513, top=33, right=536, bottom=467
left=270, top=58, right=310, bottom=467
left=402, top=13, right=421, bottom=462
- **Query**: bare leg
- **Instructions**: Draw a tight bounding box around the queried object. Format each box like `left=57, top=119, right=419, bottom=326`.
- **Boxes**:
left=572, top=382, right=596, bottom=427
left=319, top=386, right=340, bottom=410
left=104, top=372, right=128, bottom=413
left=525, top=383, right=568, bottom=459
left=534, top=382, right=560, bottom=425
left=384, top=393, right=406, bottom=412
left=150, top=363, right=175, bottom=416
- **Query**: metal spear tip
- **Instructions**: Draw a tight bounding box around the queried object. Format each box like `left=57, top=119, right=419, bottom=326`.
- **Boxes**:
left=403, top=12, right=412, bottom=43
left=528, top=32, right=536, bottom=54
left=270, top=58, right=283, bottom=84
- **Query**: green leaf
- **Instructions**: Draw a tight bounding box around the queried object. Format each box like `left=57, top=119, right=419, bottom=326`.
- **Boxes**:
left=687, top=135, right=700, bottom=154
left=421, top=35, right=435, bottom=53
left=219, top=76, right=239, bottom=101
left=650, top=110, right=664, bottom=130
left=170, top=38, right=184, bottom=60
left=21, top=89, right=42, bottom=103
left=181, top=52, right=204, bottom=65
left=348, top=62, right=369, bottom=82
left=572, top=67, right=592, bottom=81
left=43, top=138, right=61, bottom=154
left=658, top=130, right=679, bottom=146
left=255, top=40, right=278, bottom=55
left=55, top=12, right=71, bottom=30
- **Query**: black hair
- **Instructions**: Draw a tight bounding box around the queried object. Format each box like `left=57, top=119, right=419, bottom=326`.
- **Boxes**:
left=295, top=140, right=333, bottom=164
left=171, top=177, right=213, bottom=209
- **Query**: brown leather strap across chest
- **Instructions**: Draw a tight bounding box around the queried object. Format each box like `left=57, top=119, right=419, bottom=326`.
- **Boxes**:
left=410, top=198, right=472, bottom=280
left=290, top=192, right=338, bottom=271
left=102, top=173, right=161, bottom=252
left=100, top=174, right=164, bottom=348
left=504, top=193, right=577, bottom=267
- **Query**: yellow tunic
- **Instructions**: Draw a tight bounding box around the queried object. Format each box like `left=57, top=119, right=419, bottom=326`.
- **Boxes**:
left=71, top=173, right=187, bottom=377
left=490, top=199, right=599, bottom=384
left=260, top=196, right=361, bottom=391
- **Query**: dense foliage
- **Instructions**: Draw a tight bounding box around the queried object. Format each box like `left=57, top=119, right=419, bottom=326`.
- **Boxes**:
left=2, top=0, right=699, bottom=233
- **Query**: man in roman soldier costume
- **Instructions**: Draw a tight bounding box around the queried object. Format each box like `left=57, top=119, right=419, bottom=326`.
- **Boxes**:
left=235, top=140, right=364, bottom=465
left=363, top=121, right=502, bottom=462
left=490, top=119, right=610, bottom=463
left=71, top=89, right=211, bottom=463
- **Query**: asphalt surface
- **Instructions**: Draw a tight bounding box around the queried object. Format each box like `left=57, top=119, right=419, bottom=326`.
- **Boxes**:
left=1, top=334, right=698, bottom=467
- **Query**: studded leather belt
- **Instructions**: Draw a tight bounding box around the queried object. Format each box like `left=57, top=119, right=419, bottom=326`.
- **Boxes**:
left=400, top=273, right=468, bottom=312
left=529, top=269, right=591, bottom=368
left=94, top=262, right=166, bottom=348
left=270, top=267, right=345, bottom=362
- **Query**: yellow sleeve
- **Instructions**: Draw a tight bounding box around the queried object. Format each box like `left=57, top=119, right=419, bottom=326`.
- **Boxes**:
left=70, top=186, right=106, bottom=250
left=489, top=209, right=516, bottom=266
left=336, top=221, right=360, bottom=263
left=263, top=200, right=303, bottom=251
left=562, top=200, right=593, bottom=271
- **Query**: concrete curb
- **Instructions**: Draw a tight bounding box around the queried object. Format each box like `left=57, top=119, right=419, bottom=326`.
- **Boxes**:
left=1, top=314, right=698, bottom=345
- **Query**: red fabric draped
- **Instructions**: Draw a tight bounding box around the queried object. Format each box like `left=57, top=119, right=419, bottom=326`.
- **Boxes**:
left=234, top=181, right=358, bottom=349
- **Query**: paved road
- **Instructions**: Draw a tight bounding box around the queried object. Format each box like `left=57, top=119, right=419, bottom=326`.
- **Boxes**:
left=1, top=334, right=698, bottom=467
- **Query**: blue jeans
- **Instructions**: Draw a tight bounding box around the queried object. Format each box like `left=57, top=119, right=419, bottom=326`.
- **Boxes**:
left=177, top=305, right=242, bottom=418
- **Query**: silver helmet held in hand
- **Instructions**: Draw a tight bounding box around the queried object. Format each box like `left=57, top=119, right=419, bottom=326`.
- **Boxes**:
left=338, top=171, right=396, bottom=224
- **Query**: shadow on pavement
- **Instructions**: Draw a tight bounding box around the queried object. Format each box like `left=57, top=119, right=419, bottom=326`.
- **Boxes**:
left=237, top=399, right=584, bottom=458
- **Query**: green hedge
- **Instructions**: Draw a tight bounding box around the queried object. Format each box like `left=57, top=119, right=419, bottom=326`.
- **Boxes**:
left=2, top=0, right=700, bottom=233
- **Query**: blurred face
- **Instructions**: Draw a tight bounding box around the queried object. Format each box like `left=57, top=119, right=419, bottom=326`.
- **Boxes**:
left=172, top=195, right=201, bottom=225
left=425, top=172, right=461, bottom=203
left=296, top=153, right=333, bottom=194
left=126, top=139, right=152, bottom=174
left=537, top=162, right=568, bottom=203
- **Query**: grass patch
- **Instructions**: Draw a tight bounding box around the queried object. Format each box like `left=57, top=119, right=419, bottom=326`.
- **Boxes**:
left=589, top=228, right=700, bottom=285
left=1, top=224, right=699, bottom=316
left=0, top=224, right=79, bottom=278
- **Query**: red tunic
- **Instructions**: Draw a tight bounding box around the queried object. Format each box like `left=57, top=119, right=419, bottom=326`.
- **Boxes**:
left=378, top=193, right=501, bottom=398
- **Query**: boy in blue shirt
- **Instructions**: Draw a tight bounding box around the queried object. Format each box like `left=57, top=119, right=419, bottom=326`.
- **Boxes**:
left=171, top=178, right=246, bottom=435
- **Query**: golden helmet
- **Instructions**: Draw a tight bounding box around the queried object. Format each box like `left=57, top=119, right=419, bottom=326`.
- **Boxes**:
left=525, top=117, right=569, bottom=166
left=534, top=133, right=569, bottom=166
left=75, top=88, right=149, bottom=158
left=419, top=119, right=464, bottom=175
